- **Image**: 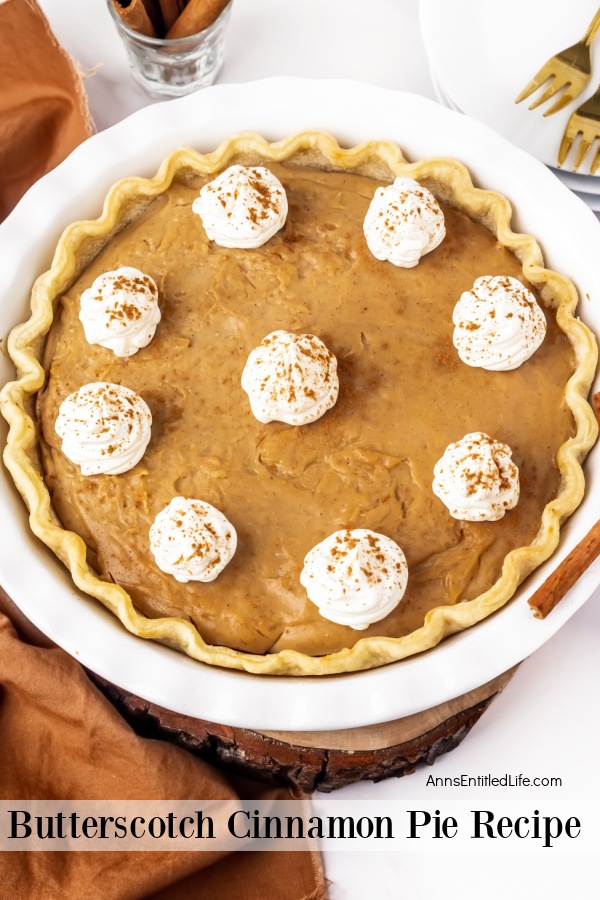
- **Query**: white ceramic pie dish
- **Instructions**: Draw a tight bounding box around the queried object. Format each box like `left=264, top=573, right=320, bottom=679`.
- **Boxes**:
left=1, top=78, right=599, bottom=731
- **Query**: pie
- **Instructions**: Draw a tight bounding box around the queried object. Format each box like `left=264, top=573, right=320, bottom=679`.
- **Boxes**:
left=1, top=131, right=598, bottom=675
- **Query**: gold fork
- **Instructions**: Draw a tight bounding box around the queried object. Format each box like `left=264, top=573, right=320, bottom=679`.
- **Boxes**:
left=515, top=7, right=600, bottom=116
left=558, top=84, right=600, bottom=172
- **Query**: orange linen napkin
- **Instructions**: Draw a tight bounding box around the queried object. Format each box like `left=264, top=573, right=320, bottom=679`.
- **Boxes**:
left=0, top=5, right=325, bottom=893
left=0, top=589, right=326, bottom=898
left=0, top=0, right=93, bottom=221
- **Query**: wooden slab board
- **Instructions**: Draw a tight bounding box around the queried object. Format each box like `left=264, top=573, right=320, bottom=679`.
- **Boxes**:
left=90, top=667, right=517, bottom=792
left=0, top=587, right=517, bottom=791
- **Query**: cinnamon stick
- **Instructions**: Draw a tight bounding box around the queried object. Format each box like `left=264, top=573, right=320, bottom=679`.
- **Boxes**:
left=528, top=518, right=600, bottom=618
left=140, top=0, right=165, bottom=33
left=166, top=0, right=230, bottom=39
left=158, top=0, right=188, bottom=32
left=111, top=0, right=157, bottom=38
left=530, top=392, right=600, bottom=617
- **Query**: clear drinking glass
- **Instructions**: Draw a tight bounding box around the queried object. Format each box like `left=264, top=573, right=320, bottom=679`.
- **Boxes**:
left=106, top=1, right=233, bottom=98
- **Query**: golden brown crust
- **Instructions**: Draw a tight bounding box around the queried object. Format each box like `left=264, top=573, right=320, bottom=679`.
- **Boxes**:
left=1, top=131, right=598, bottom=675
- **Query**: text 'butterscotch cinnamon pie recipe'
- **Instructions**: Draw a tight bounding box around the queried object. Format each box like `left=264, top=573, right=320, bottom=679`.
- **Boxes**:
left=1, top=132, right=597, bottom=675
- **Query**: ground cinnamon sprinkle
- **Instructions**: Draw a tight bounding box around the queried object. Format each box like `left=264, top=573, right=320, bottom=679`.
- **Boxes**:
left=106, top=301, right=143, bottom=325
left=254, top=332, right=335, bottom=411
left=322, top=531, right=403, bottom=589
left=450, top=437, right=516, bottom=497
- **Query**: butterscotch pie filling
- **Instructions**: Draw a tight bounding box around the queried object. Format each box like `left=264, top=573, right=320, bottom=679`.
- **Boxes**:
left=35, top=157, right=580, bottom=658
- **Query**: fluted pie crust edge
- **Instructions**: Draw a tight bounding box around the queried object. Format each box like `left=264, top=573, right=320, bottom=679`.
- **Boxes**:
left=1, top=131, right=598, bottom=675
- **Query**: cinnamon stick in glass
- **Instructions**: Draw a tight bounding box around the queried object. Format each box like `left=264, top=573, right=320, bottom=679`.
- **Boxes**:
left=111, top=0, right=158, bottom=37
left=158, top=0, right=188, bottom=33
left=166, top=0, right=230, bottom=39
left=140, top=0, right=165, bottom=33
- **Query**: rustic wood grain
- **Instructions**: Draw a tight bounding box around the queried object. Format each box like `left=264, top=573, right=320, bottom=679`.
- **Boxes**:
left=1, top=584, right=516, bottom=790
left=90, top=667, right=517, bottom=792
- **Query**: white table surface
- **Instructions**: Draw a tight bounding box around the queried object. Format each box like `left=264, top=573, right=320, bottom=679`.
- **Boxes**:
left=29, top=2, right=600, bottom=897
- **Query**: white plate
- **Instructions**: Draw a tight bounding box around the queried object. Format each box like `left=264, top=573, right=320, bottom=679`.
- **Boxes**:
left=432, top=60, right=600, bottom=197
left=430, top=66, right=462, bottom=113
left=434, top=69, right=600, bottom=199
left=420, top=0, right=600, bottom=176
left=431, top=64, right=600, bottom=211
left=572, top=188, right=600, bottom=211
left=548, top=165, right=600, bottom=195
left=1, top=78, right=599, bottom=731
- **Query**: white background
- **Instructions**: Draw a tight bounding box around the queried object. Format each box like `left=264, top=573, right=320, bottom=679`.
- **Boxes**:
left=28, top=1, right=600, bottom=896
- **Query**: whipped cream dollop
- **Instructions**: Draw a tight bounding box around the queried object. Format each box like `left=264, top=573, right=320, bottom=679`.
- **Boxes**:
left=149, top=496, right=237, bottom=583
left=55, top=382, right=152, bottom=476
left=241, top=330, right=339, bottom=426
left=192, top=165, right=288, bottom=249
left=300, top=529, right=408, bottom=630
left=79, top=267, right=161, bottom=358
left=452, top=275, right=547, bottom=371
left=432, top=432, right=520, bottom=522
left=363, top=176, right=445, bottom=268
